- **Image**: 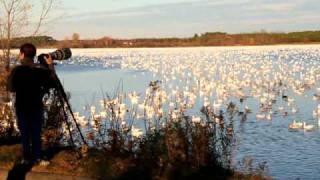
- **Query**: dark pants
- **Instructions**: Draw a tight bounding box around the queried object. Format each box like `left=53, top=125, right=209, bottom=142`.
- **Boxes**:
left=16, top=108, right=43, bottom=162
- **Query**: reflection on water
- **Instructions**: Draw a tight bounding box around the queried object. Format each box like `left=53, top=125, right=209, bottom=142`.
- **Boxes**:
left=56, top=46, right=320, bottom=179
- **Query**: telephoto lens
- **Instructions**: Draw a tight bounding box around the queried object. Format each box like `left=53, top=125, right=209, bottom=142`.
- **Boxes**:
left=38, top=48, right=72, bottom=66
left=49, top=48, right=72, bottom=61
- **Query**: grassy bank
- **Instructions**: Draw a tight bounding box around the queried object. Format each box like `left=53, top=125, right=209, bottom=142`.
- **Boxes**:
left=0, top=144, right=270, bottom=180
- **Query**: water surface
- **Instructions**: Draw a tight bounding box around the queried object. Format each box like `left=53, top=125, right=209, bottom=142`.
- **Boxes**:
left=55, top=46, right=320, bottom=179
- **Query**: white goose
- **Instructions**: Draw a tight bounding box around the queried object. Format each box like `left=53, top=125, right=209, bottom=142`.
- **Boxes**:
left=288, top=120, right=303, bottom=129
left=302, top=122, right=314, bottom=131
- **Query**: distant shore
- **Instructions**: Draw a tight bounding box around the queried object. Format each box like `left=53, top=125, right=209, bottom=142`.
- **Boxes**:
left=5, top=30, right=320, bottom=49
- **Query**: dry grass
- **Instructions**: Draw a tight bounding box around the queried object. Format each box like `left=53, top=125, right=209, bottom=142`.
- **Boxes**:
left=0, top=144, right=21, bottom=169
left=0, top=145, right=135, bottom=179
left=0, top=144, right=270, bottom=179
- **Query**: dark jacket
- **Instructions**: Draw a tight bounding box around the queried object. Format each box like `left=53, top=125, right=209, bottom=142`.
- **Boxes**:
left=7, top=61, right=55, bottom=112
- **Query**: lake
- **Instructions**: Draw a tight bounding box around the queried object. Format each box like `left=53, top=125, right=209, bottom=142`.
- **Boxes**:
left=53, top=46, right=320, bottom=179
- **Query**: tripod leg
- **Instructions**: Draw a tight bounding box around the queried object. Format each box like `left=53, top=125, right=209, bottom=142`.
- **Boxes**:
left=56, top=80, right=87, bottom=145
left=52, top=74, right=87, bottom=145
left=59, top=97, right=75, bottom=147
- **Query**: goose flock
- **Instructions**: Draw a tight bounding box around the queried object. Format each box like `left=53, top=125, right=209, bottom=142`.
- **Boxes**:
left=32, top=46, right=320, bottom=179
left=58, top=46, right=320, bottom=133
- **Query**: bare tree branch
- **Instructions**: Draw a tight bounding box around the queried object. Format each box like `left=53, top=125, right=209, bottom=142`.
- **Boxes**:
left=32, top=0, right=53, bottom=36
left=0, top=0, right=57, bottom=70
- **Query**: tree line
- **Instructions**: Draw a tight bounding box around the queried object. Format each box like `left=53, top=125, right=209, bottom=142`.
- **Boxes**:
left=4, top=30, right=320, bottom=49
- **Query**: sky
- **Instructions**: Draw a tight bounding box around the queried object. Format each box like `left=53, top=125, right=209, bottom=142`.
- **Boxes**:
left=39, top=0, right=320, bottom=39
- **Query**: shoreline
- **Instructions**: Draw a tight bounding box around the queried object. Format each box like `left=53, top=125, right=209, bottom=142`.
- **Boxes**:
left=39, top=42, right=320, bottom=49
left=4, top=43, right=320, bottom=56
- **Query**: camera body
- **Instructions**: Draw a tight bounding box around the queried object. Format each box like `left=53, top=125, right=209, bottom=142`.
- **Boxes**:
left=38, top=48, right=72, bottom=66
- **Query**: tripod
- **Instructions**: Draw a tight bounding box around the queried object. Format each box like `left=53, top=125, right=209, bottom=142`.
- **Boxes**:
left=38, top=51, right=87, bottom=147
left=52, top=74, right=87, bottom=147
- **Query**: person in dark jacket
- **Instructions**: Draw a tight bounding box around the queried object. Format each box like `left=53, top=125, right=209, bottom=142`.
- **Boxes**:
left=7, top=43, right=55, bottom=165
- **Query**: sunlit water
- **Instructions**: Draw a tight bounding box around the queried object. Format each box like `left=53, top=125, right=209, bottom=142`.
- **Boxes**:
left=54, top=46, right=320, bottom=179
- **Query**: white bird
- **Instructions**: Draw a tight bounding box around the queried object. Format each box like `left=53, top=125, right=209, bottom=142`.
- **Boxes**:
left=288, top=120, right=303, bottom=129
left=266, top=113, right=272, bottom=120
left=302, top=122, right=314, bottom=131
left=256, top=113, right=265, bottom=120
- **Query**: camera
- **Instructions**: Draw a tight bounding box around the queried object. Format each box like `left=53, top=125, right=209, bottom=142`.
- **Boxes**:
left=38, top=48, right=72, bottom=66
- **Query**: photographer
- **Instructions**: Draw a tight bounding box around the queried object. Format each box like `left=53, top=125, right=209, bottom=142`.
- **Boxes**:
left=7, top=43, right=55, bottom=166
